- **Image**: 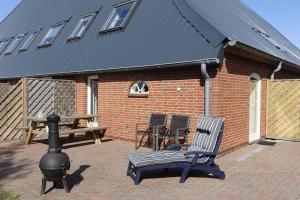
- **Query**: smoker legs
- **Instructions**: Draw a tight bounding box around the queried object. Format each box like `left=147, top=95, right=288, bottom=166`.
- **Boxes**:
left=62, top=175, right=70, bottom=193
left=40, top=175, right=70, bottom=195
left=40, top=176, right=47, bottom=195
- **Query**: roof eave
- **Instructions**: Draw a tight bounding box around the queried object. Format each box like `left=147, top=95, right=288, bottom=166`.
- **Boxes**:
left=0, top=58, right=221, bottom=80
left=225, top=41, right=300, bottom=74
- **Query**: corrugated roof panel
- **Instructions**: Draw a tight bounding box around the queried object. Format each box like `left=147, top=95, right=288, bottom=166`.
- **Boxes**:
left=0, top=0, right=223, bottom=79
left=186, top=0, right=300, bottom=67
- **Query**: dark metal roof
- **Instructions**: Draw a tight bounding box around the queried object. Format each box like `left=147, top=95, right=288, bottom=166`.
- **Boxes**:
left=0, top=0, right=224, bottom=79
left=0, top=0, right=299, bottom=79
left=186, top=0, right=300, bottom=67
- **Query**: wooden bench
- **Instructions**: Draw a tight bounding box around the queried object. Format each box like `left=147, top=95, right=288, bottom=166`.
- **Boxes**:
left=17, top=126, right=107, bottom=144
left=16, top=123, right=75, bottom=142
left=60, top=126, right=108, bottom=144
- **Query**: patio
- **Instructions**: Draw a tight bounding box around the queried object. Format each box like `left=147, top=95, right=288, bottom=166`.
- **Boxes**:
left=0, top=137, right=299, bottom=200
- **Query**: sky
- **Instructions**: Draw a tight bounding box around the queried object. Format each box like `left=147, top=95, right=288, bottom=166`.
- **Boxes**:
left=0, top=0, right=299, bottom=48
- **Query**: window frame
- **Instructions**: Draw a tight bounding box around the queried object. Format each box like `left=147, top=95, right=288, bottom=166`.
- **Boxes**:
left=0, top=39, right=12, bottom=55
left=19, top=30, right=40, bottom=52
left=3, top=34, right=26, bottom=55
left=68, top=12, right=97, bottom=41
left=129, top=80, right=149, bottom=97
left=38, top=22, right=66, bottom=48
left=100, top=0, right=140, bottom=34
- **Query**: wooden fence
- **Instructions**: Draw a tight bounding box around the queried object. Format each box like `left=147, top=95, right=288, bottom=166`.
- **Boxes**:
left=0, top=78, right=76, bottom=141
left=266, top=79, right=300, bottom=141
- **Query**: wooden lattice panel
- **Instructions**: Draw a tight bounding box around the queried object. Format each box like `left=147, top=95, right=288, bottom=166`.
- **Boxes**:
left=28, top=79, right=55, bottom=117
left=0, top=80, right=23, bottom=141
left=0, top=83, right=12, bottom=100
left=54, top=80, right=76, bottom=115
left=266, top=80, right=300, bottom=141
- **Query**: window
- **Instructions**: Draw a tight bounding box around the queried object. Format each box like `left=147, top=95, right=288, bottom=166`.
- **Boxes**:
left=0, top=40, right=11, bottom=55
left=38, top=23, right=65, bottom=48
left=100, top=0, right=139, bottom=33
left=130, top=81, right=149, bottom=95
left=68, top=13, right=97, bottom=40
left=19, top=31, right=40, bottom=52
left=3, top=35, right=25, bottom=55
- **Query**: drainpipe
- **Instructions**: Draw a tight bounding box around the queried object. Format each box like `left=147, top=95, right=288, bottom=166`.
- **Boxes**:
left=270, top=61, right=283, bottom=80
left=201, top=63, right=210, bottom=116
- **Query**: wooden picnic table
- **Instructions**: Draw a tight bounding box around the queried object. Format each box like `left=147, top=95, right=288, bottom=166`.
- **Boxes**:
left=18, top=114, right=108, bottom=145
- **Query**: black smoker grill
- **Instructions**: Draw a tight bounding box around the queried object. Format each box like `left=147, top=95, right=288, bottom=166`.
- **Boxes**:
left=39, top=113, right=70, bottom=195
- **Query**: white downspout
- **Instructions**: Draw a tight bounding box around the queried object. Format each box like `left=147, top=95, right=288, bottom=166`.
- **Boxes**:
left=270, top=61, right=283, bottom=80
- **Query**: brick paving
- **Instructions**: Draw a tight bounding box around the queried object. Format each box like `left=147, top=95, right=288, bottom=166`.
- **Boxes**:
left=0, top=137, right=299, bottom=200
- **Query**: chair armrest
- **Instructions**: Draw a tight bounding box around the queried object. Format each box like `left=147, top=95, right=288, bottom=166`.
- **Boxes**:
left=165, top=144, right=191, bottom=150
left=184, top=151, right=216, bottom=157
left=184, top=151, right=216, bottom=166
left=168, top=127, right=189, bottom=134
left=136, top=123, right=150, bottom=132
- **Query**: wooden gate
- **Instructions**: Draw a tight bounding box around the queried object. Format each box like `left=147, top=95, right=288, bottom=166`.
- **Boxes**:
left=266, top=80, right=300, bottom=141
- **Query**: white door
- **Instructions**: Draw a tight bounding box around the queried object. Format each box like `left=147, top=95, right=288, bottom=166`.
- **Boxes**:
left=87, top=76, right=98, bottom=115
left=249, top=74, right=261, bottom=142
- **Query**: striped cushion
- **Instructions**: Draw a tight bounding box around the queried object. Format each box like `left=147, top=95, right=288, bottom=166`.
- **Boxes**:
left=188, top=116, right=224, bottom=153
left=126, top=151, right=188, bottom=167
left=185, top=145, right=211, bottom=163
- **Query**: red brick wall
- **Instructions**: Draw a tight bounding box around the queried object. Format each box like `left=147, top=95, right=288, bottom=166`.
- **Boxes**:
left=70, top=53, right=298, bottom=153
left=98, top=67, right=205, bottom=142
left=213, top=52, right=299, bottom=152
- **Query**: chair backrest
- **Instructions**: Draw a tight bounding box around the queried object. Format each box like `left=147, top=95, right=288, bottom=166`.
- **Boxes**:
left=169, top=115, right=190, bottom=132
left=189, top=116, right=224, bottom=153
left=149, top=113, right=167, bottom=130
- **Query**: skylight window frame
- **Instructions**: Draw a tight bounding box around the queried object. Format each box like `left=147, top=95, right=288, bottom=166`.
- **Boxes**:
left=0, top=38, right=12, bottom=56
left=38, top=22, right=66, bottom=48
left=100, top=0, right=140, bottom=34
left=19, top=30, right=40, bottom=52
left=68, top=12, right=97, bottom=41
left=3, top=34, right=26, bottom=56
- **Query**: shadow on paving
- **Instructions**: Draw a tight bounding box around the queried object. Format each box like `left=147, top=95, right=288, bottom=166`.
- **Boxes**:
left=44, top=165, right=90, bottom=194
left=0, top=143, right=34, bottom=181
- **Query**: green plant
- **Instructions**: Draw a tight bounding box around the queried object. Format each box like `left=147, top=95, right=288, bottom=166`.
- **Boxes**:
left=61, top=105, right=71, bottom=115
left=0, top=185, right=20, bottom=200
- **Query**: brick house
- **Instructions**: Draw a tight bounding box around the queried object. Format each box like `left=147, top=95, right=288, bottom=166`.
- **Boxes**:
left=0, top=0, right=299, bottom=152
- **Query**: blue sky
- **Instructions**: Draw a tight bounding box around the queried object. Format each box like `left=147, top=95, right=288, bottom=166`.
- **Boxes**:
left=0, top=0, right=299, bottom=48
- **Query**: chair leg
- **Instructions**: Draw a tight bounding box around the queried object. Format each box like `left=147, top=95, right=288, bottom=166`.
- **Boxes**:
left=127, top=163, right=131, bottom=176
left=180, top=167, right=190, bottom=183
left=135, top=133, right=138, bottom=150
left=216, top=170, right=225, bottom=180
left=134, top=169, right=142, bottom=185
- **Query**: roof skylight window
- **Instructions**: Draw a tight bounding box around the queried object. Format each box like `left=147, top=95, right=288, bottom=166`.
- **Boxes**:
left=100, top=0, right=139, bottom=33
left=38, top=22, right=65, bottom=48
left=19, top=31, right=40, bottom=52
left=3, top=34, right=25, bottom=55
left=0, top=39, right=11, bottom=55
left=68, top=13, right=97, bottom=41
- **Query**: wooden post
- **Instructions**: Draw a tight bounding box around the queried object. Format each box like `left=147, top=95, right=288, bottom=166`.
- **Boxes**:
left=22, top=78, right=29, bottom=141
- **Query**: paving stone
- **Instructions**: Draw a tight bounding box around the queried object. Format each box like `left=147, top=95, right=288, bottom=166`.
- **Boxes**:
left=0, top=139, right=299, bottom=200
